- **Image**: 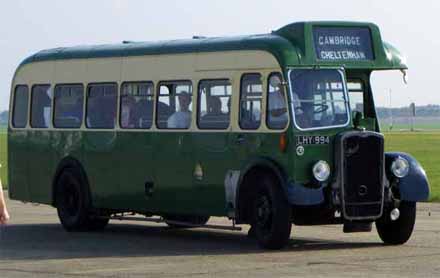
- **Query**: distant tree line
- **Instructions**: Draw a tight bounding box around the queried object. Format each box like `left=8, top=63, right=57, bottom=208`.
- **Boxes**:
left=0, top=110, right=8, bottom=126
left=376, top=105, right=440, bottom=118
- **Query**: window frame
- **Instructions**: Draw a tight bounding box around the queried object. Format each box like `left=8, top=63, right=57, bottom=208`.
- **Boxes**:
left=85, top=82, right=118, bottom=130
left=155, top=80, right=193, bottom=130
left=12, top=85, right=29, bottom=128
left=119, top=81, right=155, bottom=130
left=239, top=73, right=263, bottom=130
left=53, top=83, right=84, bottom=129
left=30, top=83, right=52, bottom=129
left=196, top=78, right=232, bottom=130
left=266, top=72, right=289, bottom=130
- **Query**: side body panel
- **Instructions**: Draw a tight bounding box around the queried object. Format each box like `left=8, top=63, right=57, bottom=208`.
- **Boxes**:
left=9, top=50, right=289, bottom=218
left=7, top=130, right=29, bottom=201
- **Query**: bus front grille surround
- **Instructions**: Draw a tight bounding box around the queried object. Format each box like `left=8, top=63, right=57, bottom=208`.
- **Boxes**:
left=336, top=131, right=385, bottom=221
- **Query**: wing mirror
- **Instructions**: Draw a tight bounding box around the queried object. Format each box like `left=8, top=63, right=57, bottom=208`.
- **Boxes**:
left=401, top=69, right=408, bottom=85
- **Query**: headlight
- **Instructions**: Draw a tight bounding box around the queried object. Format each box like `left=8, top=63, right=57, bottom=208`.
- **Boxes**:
left=312, top=160, right=330, bottom=182
left=391, top=157, right=409, bottom=178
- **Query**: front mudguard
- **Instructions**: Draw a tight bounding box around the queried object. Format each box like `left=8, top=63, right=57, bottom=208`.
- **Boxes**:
left=385, top=152, right=430, bottom=202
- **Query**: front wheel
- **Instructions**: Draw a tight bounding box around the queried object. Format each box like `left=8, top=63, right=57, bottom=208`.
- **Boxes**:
left=376, top=201, right=416, bottom=245
left=251, top=175, right=292, bottom=249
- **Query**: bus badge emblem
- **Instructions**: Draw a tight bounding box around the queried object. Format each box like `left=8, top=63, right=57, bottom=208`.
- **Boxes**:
left=194, top=163, right=203, bottom=180
left=296, top=145, right=305, bottom=156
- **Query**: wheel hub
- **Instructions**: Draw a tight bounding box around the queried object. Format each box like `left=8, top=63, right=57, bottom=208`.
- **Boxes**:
left=63, top=184, right=79, bottom=217
left=256, top=195, right=272, bottom=228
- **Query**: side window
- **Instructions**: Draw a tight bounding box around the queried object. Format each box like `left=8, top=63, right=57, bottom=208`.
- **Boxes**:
left=348, top=81, right=364, bottom=114
left=120, top=82, right=154, bottom=129
left=156, top=81, right=192, bottom=129
left=239, top=73, right=262, bottom=130
left=86, top=83, right=117, bottom=129
left=12, top=85, right=29, bottom=128
left=53, top=84, right=84, bottom=128
left=267, top=73, right=288, bottom=129
left=197, top=79, right=231, bottom=130
left=30, top=84, right=52, bottom=128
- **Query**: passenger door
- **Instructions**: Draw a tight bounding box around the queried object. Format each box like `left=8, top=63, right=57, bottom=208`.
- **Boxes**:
left=230, top=72, right=265, bottom=168
left=227, top=73, right=266, bottom=213
left=151, top=81, right=196, bottom=214
left=191, top=79, right=234, bottom=216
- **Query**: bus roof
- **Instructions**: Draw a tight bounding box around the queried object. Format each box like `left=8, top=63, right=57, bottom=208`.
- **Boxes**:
left=18, top=21, right=407, bottom=71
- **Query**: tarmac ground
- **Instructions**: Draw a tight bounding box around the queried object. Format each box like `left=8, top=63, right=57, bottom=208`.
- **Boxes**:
left=1, top=193, right=440, bottom=278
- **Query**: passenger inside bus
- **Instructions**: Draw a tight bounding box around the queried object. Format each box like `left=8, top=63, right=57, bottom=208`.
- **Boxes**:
left=54, top=92, right=83, bottom=127
left=120, top=95, right=136, bottom=128
left=87, top=88, right=117, bottom=128
left=267, top=75, right=288, bottom=129
left=31, top=86, right=52, bottom=128
left=167, top=91, right=192, bottom=128
left=239, top=74, right=262, bottom=129
left=136, top=98, right=154, bottom=128
left=240, top=101, right=261, bottom=129
left=200, top=96, right=229, bottom=129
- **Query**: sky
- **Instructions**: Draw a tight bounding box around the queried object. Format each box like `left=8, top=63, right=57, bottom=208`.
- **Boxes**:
left=1, top=0, right=439, bottom=111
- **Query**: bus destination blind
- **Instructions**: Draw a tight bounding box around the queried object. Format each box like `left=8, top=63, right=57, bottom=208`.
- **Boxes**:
left=313, top=27, right=374, bottom=61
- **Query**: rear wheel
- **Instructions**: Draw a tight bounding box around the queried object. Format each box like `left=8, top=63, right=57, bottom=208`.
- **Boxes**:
left=251, top=175, right=292, bottom=249
left=164, top=215, right=210, bottom=228
left=55, top=168, right=109, bottom=231
left=87, top=215, right=110, bottom=231
left=376, top=201, right=416, bottom=245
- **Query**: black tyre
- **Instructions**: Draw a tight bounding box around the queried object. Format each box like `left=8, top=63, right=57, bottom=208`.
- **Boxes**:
left=164, top=215, right=210, bottom=228
left=55, top=169, right=90, bottom=231
left=87, top=215, right=110, bottom=231
left=376, top=201, right=416, bottom=245
left=55, top=168, right=109, bottom=231
left=251, top=175, right=292, bottom=250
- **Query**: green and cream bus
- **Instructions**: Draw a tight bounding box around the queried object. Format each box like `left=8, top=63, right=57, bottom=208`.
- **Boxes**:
left=8, top=21, right=430, bottom=249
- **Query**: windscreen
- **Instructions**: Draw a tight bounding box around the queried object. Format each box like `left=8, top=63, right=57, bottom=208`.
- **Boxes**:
left=290, top=69, right=349, bottom=130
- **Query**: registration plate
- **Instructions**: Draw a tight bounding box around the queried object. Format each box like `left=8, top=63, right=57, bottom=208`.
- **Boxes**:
left=296, top=135, right=330, bottom=145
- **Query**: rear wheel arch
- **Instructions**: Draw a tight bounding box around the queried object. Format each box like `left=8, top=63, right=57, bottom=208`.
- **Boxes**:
left=235, top=158, right=289, bottom=224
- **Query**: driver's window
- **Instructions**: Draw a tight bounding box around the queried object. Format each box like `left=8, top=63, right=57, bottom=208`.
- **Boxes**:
left=347, top=81, right=364, bottom=114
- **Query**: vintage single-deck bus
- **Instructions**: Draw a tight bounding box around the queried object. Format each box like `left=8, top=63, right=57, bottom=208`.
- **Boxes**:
left=8, top=21, right=430, bottom=249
